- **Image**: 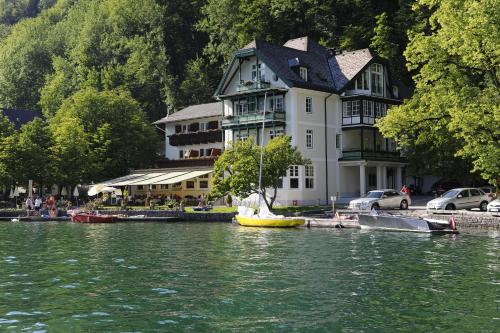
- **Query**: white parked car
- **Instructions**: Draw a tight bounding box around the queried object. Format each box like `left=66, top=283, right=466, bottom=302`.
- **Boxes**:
left=487, top=199, right=500, bottom=212
left=348, top=189, right=411, bottom=211
left=426, top=188, right=490, bottom=211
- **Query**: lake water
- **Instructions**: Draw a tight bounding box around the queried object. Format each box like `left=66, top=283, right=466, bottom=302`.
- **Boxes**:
left=0, top=222, right=498, bottom=332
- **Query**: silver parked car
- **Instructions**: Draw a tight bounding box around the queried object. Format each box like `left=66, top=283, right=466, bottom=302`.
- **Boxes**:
left=426, top=188, right=490, bottom=211
left=487, top=199, right=500, bottom=212
left=348, top=189, right=411, bottom=211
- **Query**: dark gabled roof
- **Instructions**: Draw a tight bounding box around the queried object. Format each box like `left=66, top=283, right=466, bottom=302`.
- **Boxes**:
left=215, top=37, right=410, bottom=98
left=329, top=49, right=375, bottom=91
left=216, top=38, right=336, bottom=95
left=1, top=108, right=43, bottom=130
left=254, top=38, right=335, bottom=93
left=153, top=102, right=222, bottom=124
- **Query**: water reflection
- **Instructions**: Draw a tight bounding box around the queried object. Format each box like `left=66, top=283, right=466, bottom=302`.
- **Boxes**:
left=0, top=222, right=498, bottom=332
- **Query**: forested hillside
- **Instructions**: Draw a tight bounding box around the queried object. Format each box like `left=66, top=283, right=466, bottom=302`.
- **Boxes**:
left=0, top=0, right=497, bottom=187
left=0, top=0, right=416, bottom=119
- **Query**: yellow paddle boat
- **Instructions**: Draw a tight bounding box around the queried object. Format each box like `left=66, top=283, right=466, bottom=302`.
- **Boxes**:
left=235, top=214, right=305, bottom=227
left=236, top=205, right=305, bottom=228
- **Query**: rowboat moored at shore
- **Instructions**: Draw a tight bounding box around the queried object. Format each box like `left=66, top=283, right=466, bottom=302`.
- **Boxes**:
left=70, top=213, right=115, bottom=223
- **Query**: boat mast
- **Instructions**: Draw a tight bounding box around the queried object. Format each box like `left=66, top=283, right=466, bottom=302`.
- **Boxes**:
left=258, top=92, right=267, bottom=209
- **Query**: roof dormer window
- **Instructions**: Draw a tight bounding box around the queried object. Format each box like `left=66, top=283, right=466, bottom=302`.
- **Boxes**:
left=300, top=67, right=308, bottom=81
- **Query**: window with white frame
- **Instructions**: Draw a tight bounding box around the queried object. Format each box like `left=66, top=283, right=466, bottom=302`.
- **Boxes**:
left=270, top=96, right=284, bottom=112
left=355, top=70, right=370, bottom=90
left=300, top=67, right=308, bottom=81
left=252, top=63, right=266, bottom=81
left=199, top=149, right=205, bottom=157
left=306, top=129, right=313, bottom=149
left=277, top=178, right=283, bottom=189
left=375, top=102, right=382, bottom=117
left=200, top=122, right=208, bottom=131
left=179, top=150, right=183, bottom=159
left=237, top=133, right=248, bottom=141
left=305, top=97, right=312, bottom=113
left=186, top=181, right=195, bottom=189
left=363, top=100, right=374, bottom=117
left=199, top=180, right=209, bottom=189
left=343, top=101, right=352, bottom=117
left=352, top=100, right=360, bottom=116
left=305, top=165, right=314, bottom=189
left=392, top=85, right=399, bottom=98
left=374, top=102, right=388, bottom=117
left=289, top=165, right=299, bottom=189
left=336, top=134, right=341, bottom=149
left=237, top=100, right=248, bottom=115
left=182, top=124, right=189, bottom=133
left=371, top=63, right=384, bottom=95
left=269, top=128, right=284, bottom=140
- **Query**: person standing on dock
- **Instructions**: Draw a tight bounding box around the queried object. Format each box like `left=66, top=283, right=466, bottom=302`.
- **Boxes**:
left=34, top=196, right=42, bottom=212
left=25, top=197, right=33, bottom=217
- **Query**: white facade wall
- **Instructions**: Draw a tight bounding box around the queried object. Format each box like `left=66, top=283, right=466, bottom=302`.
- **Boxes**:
left=221, top=53, right=343, bottom=205
left=220, top=52, right=407, bottom=204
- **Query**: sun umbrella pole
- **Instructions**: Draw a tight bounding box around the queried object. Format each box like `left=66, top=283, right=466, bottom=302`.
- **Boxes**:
left=258, top=92, right=267, bottom=212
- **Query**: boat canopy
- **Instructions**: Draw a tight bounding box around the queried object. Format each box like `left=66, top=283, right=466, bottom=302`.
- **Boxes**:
left=94, top=170, right=212, bottom=187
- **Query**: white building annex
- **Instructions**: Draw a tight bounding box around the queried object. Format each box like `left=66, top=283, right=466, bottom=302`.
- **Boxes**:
left=214, top=37, right=408, bottom=205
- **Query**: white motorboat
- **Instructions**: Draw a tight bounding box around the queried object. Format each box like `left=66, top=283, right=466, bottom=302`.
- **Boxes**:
left=358, top=213, right=458, bottom=234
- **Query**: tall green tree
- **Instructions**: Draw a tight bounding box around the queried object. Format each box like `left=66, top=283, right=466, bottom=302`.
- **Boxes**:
left=0, top=112, right=15, bottom=185
left=50, top=88, right=159, bottom=184
left=211, top=136, right=308, bottom=209
left=15, top=118, right=55, bottom=188
left=377, top=0, right=500, bottom=186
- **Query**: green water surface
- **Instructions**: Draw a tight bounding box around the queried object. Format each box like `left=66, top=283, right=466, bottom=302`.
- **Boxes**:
left=0, top=222, right=498, bottom=332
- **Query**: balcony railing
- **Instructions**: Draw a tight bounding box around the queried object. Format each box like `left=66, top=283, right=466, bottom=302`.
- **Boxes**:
left=237, top=80, right=271, bottom=92
left=222, top=111, right=286, bottom=127
left=168, top=130, right=222, bottom=146
left=341, top=150, right=403, bottom=162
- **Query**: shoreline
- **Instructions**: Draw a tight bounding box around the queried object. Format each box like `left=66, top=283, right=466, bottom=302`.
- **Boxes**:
left=1, top=208, right=499, bottom=229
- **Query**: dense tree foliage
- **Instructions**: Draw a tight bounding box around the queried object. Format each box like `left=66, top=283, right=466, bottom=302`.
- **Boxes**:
left=211, top=136, right=308, bottom=209
left=377, top=0, right=499, bottom=186
left=0, top=0, right=495, bottom=189
left=50, top=89, right=158, bottom=184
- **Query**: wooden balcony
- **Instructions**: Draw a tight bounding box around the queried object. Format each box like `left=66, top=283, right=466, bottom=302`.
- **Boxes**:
left=168, top=130, right=222, bottom=147
left=222, top=111, right=286, bottom=129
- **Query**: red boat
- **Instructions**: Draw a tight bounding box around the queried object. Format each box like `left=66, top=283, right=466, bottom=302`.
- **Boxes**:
left=70, top=213, right=115, bottom=223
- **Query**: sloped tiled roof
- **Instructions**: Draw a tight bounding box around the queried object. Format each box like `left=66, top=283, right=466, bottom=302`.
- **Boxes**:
left=249, top=38, right=335, bottom=93
left=216, top=36, right=408, bottom=98
left=153, top=102, right=222, bottom=124
left=329, top=49, right=374, bottom=91
left=1, top=108, right=43, bottom=130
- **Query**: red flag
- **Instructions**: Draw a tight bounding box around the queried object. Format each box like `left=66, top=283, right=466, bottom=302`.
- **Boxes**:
left=449, top=216, right=457, bottom=230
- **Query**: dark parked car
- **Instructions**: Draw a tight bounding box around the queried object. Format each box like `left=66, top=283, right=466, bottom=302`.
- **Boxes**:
left=430, top=179, right=463, bottom=196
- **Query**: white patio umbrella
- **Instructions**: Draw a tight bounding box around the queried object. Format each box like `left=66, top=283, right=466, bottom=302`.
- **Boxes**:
left=9, top=188, right=14, bottom=199
left=18, top=187, right=26, bottom=194
left=88, top=185, right=116, bottom=196
left=60, top=187, right=68, bottom=196
left=73, top=186, right=80, bottom=197
left=13, top=186, right=19, bottom=197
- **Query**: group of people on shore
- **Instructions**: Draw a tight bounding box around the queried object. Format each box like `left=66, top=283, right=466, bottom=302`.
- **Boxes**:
left=24, top=195, right=59, bottom=217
